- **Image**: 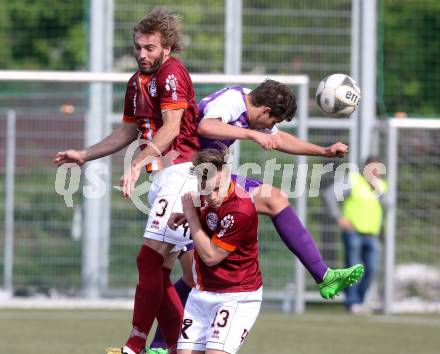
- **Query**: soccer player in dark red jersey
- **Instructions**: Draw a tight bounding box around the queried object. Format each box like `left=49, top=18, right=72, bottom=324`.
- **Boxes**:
left=54, top=8, right=199, bottom=354
left=169, top=147, right=263, bottom=354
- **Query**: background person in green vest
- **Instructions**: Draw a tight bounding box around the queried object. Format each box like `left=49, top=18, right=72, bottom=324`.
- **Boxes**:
left=323, top=157, right=388, bottom=314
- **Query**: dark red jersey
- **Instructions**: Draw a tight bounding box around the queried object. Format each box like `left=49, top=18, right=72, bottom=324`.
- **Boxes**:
left=193, top=183, right=262, bottom=293
left=123, top=57, right=200, bottom=171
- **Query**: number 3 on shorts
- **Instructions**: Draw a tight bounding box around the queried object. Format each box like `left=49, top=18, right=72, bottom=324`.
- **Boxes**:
left=155, top=198, right=169, bottom=217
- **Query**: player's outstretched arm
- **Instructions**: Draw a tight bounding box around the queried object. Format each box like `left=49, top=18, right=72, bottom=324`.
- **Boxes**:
left=119, top=109, right=183, bottom=199
left=274, top=130, right=348, bottom=158
left=198, top=118, right=279, bottom=150
left=53, top=123, right=138, bottom=166
left=181, top=192, right=230, bottom=266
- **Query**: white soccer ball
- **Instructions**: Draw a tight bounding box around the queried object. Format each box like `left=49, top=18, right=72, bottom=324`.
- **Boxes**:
left=316, top=73, right=361, bottom=118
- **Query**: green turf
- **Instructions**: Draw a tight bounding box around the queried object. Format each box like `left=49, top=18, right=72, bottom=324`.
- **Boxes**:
left=1, top=305, right=439, bottom=354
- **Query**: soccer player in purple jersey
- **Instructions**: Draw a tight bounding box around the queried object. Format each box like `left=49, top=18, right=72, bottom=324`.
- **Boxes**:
left=148, top=80, right=364, bottom=354
left=196, top=80, right=363, bottom=295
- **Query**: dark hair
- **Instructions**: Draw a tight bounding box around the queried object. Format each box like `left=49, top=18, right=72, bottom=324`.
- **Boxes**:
left=192, top=145, right=229, bottom=171
left=133, top=7, right=182, bottom=53
left=249, top=79, right=297, bottom=122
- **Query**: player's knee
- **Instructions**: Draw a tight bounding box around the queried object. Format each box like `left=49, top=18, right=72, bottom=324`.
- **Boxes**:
left=135, top=282, right=160, bottom=301
left=265, top=188, right=289, bottom=215
left=272, top=187, right=288, bottom=202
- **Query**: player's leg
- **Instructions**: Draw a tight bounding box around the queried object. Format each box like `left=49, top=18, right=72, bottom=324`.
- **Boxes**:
left=148, top=165, right=197, bottom=353
left=124, top=239, right=174, bottom=354
left=155, top=251, right=184, bottom=354
left=251, top=183, right=328, bottom=283
left=125, top=164, right=196, bottom=354
left=205, top=288, right=262, bottom=354
left=342, top=230, right=363, bottom=309
left=177, top=288, right=211, bottom=354
left=150, top=248, right=194, bottom=354
left=358, top=235, right=380, bottom=303
left=250, top=182, right=364, bottom=299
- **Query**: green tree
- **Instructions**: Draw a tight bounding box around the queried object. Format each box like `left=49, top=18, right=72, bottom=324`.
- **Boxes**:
left=0, top=0, right=86, bottom=70
left=381, top=0, right=440, bottom=116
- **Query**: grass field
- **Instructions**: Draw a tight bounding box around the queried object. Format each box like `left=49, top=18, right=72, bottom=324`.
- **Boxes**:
left=1, top=304, right=440, bottom=354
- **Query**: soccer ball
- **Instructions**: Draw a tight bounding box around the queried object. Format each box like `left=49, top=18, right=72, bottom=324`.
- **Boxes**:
left=315, top=74, right=361, bottom=118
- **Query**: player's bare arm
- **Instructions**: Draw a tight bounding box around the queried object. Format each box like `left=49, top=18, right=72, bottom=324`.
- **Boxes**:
left=181, top=192, right=230, bottom=266
left=198, top=118, right=279, bottom=150
left=167, top=212, right=187, bottom=230
left=53, top=122, right=138, bottom=166
left=274, top=130, right=348, bottom=158
left=119, top=109, right=183, bottom=199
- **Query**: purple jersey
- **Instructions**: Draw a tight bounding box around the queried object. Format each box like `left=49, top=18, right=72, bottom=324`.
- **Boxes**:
left=197, top=86, right=251, bottom=149
left=197, top=86, right=278, bottom=149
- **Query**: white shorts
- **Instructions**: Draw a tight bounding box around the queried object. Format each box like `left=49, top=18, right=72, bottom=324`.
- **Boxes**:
left=177, top=287, right=263, bottom=354
left=143, top=162, right=197, bottom=252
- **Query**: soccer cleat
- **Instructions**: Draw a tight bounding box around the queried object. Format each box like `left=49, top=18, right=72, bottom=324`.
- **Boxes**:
left=147, top=348, right=168, bottom=354
left=318, top=264, right=364, bottom=299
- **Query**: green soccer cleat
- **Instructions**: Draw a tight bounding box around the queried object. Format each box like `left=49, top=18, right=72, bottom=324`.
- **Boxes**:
left=318, top=264, right=365, bottom=299
left=147, top=348, right=168, bottom=354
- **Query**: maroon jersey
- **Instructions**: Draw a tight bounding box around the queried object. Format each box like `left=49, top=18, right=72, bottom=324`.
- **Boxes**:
left=123, top=57, right=200, bottom=171
left=193, top=183, right=262, bottom=293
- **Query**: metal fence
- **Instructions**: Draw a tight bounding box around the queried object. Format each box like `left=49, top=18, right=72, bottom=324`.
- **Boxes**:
left=381, top=119, right=440, bottom=313
left=0, top=72, right=311, bottom=304
left=112, top=0, right=353, bottom=113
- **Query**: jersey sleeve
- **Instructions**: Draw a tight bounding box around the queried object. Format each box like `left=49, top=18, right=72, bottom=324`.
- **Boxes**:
left=122, top=77, right=137, bottom=123
left=157, top=63, right=190, bottom=112
left=211, top=212, right=251, bottom=252
left=201, top=90, right=242, bottom=124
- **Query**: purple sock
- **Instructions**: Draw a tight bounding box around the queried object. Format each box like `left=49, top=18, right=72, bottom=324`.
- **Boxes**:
left=272, top=206, right=328, bottom=283
left=150, top=277, right=192, bottom=349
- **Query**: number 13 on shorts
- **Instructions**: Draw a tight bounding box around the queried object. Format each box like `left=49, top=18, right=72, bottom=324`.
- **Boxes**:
left=208, top=301, right=260, bottom=352
left=178, top=288, right=262, bottom=353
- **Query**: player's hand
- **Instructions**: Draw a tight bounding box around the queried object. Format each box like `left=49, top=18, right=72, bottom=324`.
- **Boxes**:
left=251, top=131, right=280, bottom=150
left=53, top=149, right=86, bottom=166
left=168, top=213, right=187, bottom=230
left=324, top=142, right=348, bottom=158
left=338, top=217, right=353, bottom=231
left=119, top=164, right=142, bottom=199
left=181, top=192, right=198, bottom=221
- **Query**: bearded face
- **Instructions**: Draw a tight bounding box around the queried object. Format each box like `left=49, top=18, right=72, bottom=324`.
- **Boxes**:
left=137, top=50, right=164, bottom=75
left=133, top=32, right=170, bottom=75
